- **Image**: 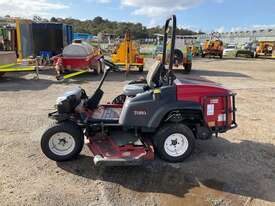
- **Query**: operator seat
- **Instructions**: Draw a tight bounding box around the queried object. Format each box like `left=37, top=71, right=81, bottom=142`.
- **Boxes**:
left=123, top=61, right=165, bottom=96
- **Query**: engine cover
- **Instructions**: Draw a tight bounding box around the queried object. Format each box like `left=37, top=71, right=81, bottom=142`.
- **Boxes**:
left=56, top=87, right=83, bottom=114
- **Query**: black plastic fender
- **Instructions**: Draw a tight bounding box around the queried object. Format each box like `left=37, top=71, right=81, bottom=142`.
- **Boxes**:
left=147, top=101, right=202, bottom=129
left=119, top=85, right=203, bottom=131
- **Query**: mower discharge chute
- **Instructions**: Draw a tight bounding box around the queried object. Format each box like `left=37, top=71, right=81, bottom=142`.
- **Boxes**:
left=41, top=15, right=237, bottom=166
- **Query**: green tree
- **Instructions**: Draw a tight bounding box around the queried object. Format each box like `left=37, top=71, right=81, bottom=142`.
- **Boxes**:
left=58, top=16, right=202, bottom=39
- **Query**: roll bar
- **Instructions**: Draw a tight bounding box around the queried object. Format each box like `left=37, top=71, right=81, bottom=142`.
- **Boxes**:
left=162, top=15, right=176, bottom=72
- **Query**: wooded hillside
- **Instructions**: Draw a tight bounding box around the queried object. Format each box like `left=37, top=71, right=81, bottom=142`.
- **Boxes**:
left=50, top=16, right=203, bottom=39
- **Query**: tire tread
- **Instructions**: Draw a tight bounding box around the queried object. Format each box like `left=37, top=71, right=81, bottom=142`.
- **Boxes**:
left=41, top=121, right=84, bottom=161
left=153, top=123, right=195, bottom=162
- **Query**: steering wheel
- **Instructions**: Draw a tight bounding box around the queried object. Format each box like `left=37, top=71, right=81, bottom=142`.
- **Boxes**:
left=100, top=57, right=120, bottom=71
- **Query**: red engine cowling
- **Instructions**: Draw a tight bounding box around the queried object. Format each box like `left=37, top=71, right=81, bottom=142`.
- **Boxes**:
left=175, top=79, right=237, bottom=132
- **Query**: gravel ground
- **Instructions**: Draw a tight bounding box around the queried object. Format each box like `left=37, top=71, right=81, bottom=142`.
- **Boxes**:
left=0, top=57, right=275, bottom=206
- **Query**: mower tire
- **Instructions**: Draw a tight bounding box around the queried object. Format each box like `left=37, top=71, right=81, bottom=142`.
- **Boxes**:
left=0, top=72, right=5, bottom=77
left=41, top=121, right=84, bottom=162
left=183, top=63, right=192, bottom=74
left=93, top=61, right=103, bottom=75
left=174, top=49, right=183, bottom=65
left=153, top=123, right=195, bottom=162
left=100, top=60, right=105, bottom=73
left=138, top=66, right=144, bottom=72
left=112, top=94, right=126, bottom=105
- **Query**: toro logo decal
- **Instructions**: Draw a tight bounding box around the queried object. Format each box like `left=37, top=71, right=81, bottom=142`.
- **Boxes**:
left=134, top=110, right=147, bottom=116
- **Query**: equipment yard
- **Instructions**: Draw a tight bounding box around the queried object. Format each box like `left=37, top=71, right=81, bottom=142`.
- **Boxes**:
left=0, top=57, right=275, bottom=206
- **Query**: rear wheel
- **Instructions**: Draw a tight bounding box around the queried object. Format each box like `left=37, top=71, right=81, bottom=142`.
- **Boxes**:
left=100, top=61, right=105, bottom=73
left=174, top=49, right=183, bottom=65
left=183, top=63, right=192, bottom=74
left=112, top=94, right=126, bottom=104
left=93, top=61, right=102, bottom=75
left=138, top=66, right=144, bottom=72
left=153, top=124, right=195, bottom=162
left=41, top=121, right=84, bottom=161
left=0, top=72, right=5, bottom=77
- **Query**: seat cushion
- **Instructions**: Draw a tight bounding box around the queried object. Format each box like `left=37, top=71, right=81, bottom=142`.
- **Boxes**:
left=123, top=84, right=146, bottom=97
left=128, top=79, right=147, bottom=85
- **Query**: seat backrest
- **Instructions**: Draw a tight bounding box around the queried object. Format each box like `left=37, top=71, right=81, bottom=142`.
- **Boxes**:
left=146, top=61, right=164, bottom=88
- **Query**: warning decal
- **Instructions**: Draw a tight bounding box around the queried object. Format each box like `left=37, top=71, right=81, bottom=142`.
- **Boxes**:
left=207, top=104, right=214, bottom=116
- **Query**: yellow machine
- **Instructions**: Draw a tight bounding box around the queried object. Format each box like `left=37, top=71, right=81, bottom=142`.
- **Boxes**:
left=0, top=19, right=38, bottom=78
left=202, top=39, right=224, bottom=58
left=0, top=51, right=38, bottom=78
left=191, top=45, right=201, bottom=56
left=272, top=47, right=275, bottom=59
left=256, top=41, right=275, bottom=57
left=202, top=39, right=223, bottom=59
left=111, top=31, right=144, bottom=72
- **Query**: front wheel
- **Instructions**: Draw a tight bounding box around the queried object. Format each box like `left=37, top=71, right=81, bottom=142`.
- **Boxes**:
left=153, top=124, right=195, bottom=162
left=41, top=121, right=84, bottom=161
left=0, top=72, right=5, bottom=77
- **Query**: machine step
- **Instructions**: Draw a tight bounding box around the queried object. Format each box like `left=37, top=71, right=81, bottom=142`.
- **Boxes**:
left=87, top=135, right=154, bottom=166
left=93, top=155, right=146, bottom=166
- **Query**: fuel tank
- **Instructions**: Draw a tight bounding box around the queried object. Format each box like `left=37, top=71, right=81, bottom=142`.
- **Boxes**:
left=175, top=78, right=230, bottom=101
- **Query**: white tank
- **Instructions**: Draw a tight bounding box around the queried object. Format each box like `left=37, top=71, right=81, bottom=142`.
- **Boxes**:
left=62, top=41, right=95, bottom=57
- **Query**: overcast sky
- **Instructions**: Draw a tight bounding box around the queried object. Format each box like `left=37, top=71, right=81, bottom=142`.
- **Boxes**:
left=1, top=0, right=275, bottom=32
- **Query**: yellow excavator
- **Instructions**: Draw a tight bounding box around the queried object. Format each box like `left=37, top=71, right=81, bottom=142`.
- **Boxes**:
left=111, top=31, right=144, bottom=72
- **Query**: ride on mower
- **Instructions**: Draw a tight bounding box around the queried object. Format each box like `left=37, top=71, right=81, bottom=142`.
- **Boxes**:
left=41, top=15, right=237, bottom=166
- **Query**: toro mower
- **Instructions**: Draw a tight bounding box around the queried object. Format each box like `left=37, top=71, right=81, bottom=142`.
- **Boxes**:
left=41, top=15, right=237, bottom=166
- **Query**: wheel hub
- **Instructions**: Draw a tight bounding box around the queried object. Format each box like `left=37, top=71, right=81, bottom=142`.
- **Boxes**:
left=171, top=139, right=178, bottom=146
left=58, top=138, right=68, bottom=146
left=49, top=133, right=76, bottom=156
left=164, top=133, right=189, bottom=157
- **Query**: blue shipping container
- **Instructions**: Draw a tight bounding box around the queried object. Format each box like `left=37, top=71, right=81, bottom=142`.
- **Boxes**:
left=73, top=33, right=94, bottom=41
